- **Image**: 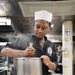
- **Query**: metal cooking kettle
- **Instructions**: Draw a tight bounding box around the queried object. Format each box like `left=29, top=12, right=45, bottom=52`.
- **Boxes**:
left=14, top=57, right=42, bottom=75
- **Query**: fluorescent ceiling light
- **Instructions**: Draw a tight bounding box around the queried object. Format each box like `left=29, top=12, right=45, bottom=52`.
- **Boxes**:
left=0, top=17, right=6, bottom=22
left=0, top=17, right=11, bottom=25
left=0, top=22, right=7, bottom=25
left=6, top=18, right=11, bottom=25
left=0, top=42, right=7, bottom=46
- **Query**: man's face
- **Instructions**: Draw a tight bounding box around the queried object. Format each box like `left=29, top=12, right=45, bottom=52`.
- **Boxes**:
left=34, top=20, right=49, bottom=39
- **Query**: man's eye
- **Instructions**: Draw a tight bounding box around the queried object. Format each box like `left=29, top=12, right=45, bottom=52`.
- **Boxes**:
left=42, top=27, right=47, bottom=30
left=36, top=26, right=40, bottom=29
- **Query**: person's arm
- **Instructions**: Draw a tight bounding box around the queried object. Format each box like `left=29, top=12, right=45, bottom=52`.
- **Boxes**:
left=1, top=47, right=25, bottom=57
left=46, top=60, right=56, bottom=70
left=41, top=55, right=56, bottom=70
left=1, top=47, right=36, bottom=57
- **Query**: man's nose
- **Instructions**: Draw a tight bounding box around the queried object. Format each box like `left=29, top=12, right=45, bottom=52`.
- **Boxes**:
left=39, top=28, right=42, bottom=32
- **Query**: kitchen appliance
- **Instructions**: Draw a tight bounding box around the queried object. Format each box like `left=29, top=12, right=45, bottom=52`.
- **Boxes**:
left=14, top=57, right=42, bottom=75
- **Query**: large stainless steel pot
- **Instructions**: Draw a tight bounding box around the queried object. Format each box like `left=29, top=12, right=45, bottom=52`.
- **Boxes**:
left=14, top=57, right=42, bottom=75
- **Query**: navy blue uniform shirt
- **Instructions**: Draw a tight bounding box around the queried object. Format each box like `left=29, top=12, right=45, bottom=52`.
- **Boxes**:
left=6, top=34, right=58, bottom=75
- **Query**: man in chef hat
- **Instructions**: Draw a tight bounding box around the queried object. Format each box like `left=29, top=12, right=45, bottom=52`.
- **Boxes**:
left=33, top=10, right=58, bottom=75
left=34, top=10, right=52, bottom=38
left=1, top=10, right=57, bottom=75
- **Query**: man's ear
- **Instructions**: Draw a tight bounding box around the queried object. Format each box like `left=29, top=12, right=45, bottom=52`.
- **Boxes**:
left=48, top=27, right=50, bottom=31
left=48, top=26, right=52, bottom=31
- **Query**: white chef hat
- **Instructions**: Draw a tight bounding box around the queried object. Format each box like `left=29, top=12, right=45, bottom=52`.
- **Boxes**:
left=34, top=10, right=53, bottom=23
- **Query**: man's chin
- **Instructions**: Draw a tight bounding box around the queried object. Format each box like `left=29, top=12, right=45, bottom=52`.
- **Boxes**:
left=37, top=35, right=43, bottom=39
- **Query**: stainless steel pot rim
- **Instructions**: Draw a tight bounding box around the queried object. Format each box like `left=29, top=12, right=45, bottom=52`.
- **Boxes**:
left=16, top=57, right=41, bottom=60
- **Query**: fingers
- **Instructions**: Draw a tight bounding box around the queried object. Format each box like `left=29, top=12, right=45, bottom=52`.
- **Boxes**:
left=27, top=47, right=36, bottom=51
left=24, top=46, right=36, bottom=56
left=41, top=55, right=50, bottom=66
left=41, top=55, right=50, bottom=60
left=41, top=55, right=48, bottom=59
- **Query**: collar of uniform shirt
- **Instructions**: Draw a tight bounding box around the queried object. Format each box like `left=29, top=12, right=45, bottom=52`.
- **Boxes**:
left=39, top=38, right=45, bottom=48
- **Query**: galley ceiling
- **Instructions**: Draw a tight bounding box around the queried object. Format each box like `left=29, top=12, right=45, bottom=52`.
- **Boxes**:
left=0, top=0, right=75, bottom=35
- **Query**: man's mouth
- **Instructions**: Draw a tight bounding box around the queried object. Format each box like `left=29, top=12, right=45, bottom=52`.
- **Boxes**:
left=37, top=33, right=42, bottom=36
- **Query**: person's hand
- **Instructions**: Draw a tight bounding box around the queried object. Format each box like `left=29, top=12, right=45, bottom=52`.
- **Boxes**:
left=23, top=46, right=36, bottom=57
left=41, top=55, right=56, bottom=70
left=41, top=55, right=51, bottom=66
